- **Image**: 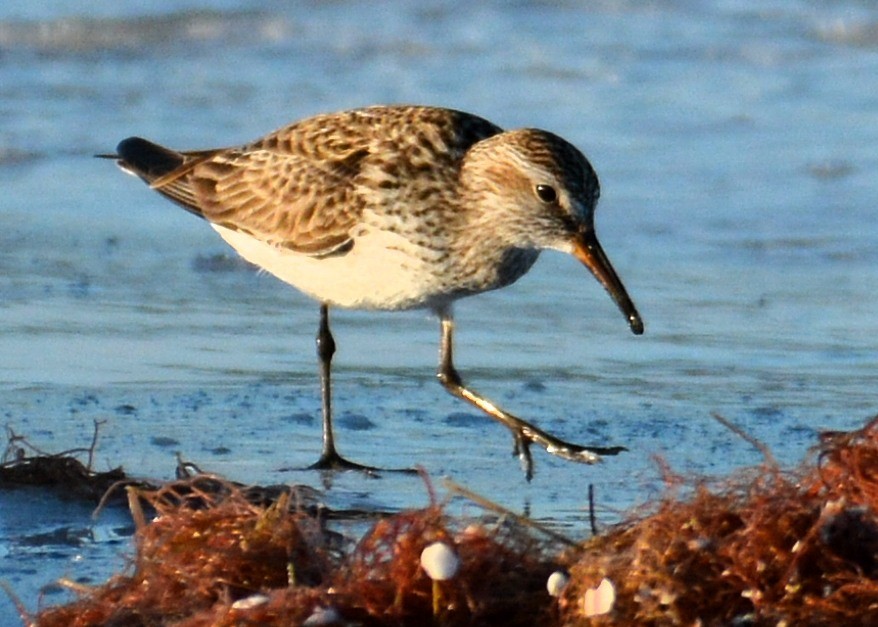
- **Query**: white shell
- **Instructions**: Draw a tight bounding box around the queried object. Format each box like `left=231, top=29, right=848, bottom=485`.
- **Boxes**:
left=546, top=570, right=570, bottom=597
left=303, top=606, right=342, bottom=626
left=420, top=542, right=461, bottom=581
left=582, top=577, right=616, bottom=616
left=231, top=594, right=270, bottom=610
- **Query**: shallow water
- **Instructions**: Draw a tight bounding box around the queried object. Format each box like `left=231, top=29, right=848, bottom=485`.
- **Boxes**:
left=2, top=0, right=878, bottom=621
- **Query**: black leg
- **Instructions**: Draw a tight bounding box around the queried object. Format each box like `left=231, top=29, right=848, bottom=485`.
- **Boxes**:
left=307, top=305, right=379, bottom=473
left=316, top=303, right=337, bottom=462
left=435, top=308, right=626, bottom=481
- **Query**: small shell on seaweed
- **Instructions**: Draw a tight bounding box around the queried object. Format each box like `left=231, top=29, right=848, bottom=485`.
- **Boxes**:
left=582, top=578, right=615, bottom=617
left=420, top=541, right=460, bottom=581
left=547, top=570, right=570, bottom=597
left=303, top=605, right=342, bottom=626
left=231, top=594, right=270, bottom=610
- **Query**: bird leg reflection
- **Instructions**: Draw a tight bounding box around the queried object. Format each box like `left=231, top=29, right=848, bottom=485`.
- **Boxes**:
left=435, top=311, right=626, bottom=481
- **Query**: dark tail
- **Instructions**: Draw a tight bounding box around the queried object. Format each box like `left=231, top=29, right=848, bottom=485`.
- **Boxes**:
left=99, top=137, right=208, bottom=215
left=106, top=137, right=185, bottom=184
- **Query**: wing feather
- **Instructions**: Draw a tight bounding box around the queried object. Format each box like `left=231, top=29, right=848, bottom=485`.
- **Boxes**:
left=152, top=145, right=368, bottom=256
left=120, top=106, right=503, bottom=258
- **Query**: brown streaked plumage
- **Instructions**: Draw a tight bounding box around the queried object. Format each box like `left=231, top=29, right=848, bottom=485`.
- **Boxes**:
left=104, top=104, right=643, bottom=480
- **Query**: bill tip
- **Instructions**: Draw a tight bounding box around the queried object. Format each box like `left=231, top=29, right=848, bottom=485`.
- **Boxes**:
left=629, top=314, right=644, bottom=335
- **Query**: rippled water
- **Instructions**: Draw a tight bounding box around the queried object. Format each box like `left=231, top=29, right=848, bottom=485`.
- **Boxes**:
left=2, top=0, right=878, bottom=621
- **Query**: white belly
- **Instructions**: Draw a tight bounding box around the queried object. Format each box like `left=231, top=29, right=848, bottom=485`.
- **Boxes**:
left=211, top=224, right=448, bottom=310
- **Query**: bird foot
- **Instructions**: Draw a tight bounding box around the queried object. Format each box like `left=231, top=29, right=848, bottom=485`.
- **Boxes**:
left=510, top=422, right=628, bottom=481
left=511, top=432, right=535, bottom=481
left=307, top=450, right=382, bottom=474
left=305, top=450, right=418, bottom=476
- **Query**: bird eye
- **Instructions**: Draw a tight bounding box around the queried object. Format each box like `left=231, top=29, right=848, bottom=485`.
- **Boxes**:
left=535, top=184, right=557, bottom=204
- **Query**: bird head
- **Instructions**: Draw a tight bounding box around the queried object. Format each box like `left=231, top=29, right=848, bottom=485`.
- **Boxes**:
left=461, top=129, right=643, bottom=335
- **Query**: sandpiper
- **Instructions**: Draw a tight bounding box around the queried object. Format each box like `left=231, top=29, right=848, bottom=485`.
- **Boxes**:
left=104, top=105, right=643, bottom=480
